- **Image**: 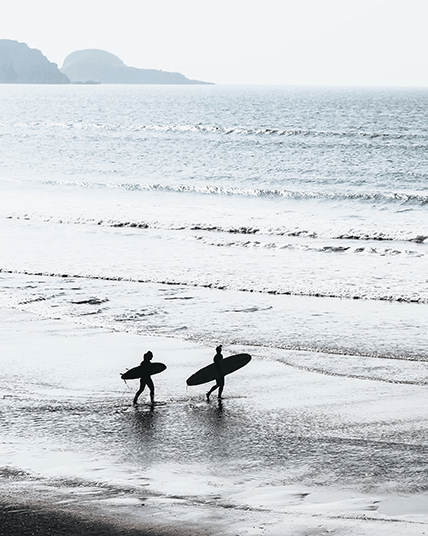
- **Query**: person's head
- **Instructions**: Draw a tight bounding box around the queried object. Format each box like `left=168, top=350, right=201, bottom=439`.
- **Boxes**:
left=143, top=350, right=153, bottom=362
left=216, top=345, right=222, bottom=354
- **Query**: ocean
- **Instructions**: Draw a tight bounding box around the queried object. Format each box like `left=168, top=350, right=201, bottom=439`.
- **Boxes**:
left=0, top=84, right=427, bottom=534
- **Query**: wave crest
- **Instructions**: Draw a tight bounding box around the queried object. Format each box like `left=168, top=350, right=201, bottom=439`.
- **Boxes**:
left=4, top=120, right=428, bottom=142
left=31, top=178, right=428, bottom=206
left=1, top=268, right=426, bottom=305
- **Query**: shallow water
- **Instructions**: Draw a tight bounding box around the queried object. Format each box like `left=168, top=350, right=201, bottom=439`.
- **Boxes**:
left=1, top=305, right=427, bottom=499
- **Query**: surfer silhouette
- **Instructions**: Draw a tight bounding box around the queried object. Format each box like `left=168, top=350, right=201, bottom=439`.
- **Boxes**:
left=133, top=351, right=155, bottom=405
left=206, top=345, right=225, bottom=401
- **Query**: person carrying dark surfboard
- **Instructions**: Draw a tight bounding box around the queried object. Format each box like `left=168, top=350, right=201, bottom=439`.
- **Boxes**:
left=133, top=351, right=155, bottom=405
left=206, top=345, right=225, bottom=401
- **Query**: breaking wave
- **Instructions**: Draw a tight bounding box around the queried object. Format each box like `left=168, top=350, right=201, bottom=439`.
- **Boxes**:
left=15, top=177, right=428, bottom=206
left=1, top=268, right=426, bottom=304
left=3, top=119, right=428, bottom=142
left=4, top=213, right=427, bottom=245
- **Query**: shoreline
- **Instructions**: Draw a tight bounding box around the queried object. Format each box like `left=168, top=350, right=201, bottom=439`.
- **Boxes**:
left=0, top=503, right=161, bottom=536
left=0, top=467, right=210, bottom=536
left=2, top=474, right=428, bottom=536
left=1, top=305, right=428, bottom=535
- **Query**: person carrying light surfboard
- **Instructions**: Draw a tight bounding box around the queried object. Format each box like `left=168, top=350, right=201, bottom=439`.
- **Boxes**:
left=206, top=345, right=225, bottom=401
left=133, top=351, right=155, bottom=405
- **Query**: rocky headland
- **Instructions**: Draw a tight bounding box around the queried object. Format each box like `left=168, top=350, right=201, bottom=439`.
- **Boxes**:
left=0, top=40, right=70, bottom=84
left=60, top=49, right=211, bottom=84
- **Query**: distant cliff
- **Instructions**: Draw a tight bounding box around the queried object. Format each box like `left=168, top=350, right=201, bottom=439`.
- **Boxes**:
left=61, top=49, right=212, bottom=85
left=0, top=40, right=70, bottom=84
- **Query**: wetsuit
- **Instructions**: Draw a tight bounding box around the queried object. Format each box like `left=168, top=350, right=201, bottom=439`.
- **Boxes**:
left=206, top=347, right=224, bottom=400
left=133, top=358, right=154, bottom=404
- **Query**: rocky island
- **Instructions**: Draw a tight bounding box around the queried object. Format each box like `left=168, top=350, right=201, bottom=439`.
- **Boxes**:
left=0, top=41, right=212, bottom=85
left=60, top=49, right=212, bottom=85
left=0, top=40, right=70, bottom=84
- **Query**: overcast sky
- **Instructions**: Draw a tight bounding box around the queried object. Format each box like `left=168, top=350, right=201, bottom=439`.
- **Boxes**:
left=2, top=0, right=427, bottom=86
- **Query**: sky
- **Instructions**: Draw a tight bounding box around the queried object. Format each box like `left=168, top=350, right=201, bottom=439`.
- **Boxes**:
left=1, top=0, right=428, bottom=86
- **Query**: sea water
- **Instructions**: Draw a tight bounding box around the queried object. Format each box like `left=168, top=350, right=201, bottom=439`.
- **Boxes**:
left=0, top=84, right=427, bottom=527
left=1, top=84, right=427, bottom=354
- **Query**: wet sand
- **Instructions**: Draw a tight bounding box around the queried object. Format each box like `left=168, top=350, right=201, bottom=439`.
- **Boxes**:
left=2, top=479, right=428, bottom=536
left=0, top=504, right=158, bottom=536
left=0, top=470, right=210, bottom=536
left=1, top=306, right=428, bottom=535
left=0, top=502, right=209, bottom=536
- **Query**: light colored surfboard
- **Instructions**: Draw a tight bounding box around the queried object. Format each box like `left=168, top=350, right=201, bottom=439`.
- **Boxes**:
left=186, top=353, right=251, bottom=386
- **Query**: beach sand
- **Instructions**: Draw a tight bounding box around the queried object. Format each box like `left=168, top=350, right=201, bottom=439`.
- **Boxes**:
left=2, top=474, right=428, bottom=536
left=1, top=306, right=428, bottom=535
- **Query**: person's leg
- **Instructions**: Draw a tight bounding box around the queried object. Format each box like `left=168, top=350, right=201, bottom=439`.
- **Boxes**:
left=217, top=378, right=225, bottom=399
left=206, top=382, right=219, bottom=401
left=133, top=381, right=146, bottom=405
left=147, top=378, right=155, bottom=403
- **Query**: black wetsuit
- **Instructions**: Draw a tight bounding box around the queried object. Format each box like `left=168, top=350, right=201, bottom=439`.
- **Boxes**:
left=206, top=349, right=224, bottom=399
left=133, top=359, right=154, bottom=404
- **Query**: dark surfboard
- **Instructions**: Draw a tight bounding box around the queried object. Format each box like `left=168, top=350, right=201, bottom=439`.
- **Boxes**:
left=121, top=362, right=167, bottom=380
left=186, top=353, right=251, bottom=386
